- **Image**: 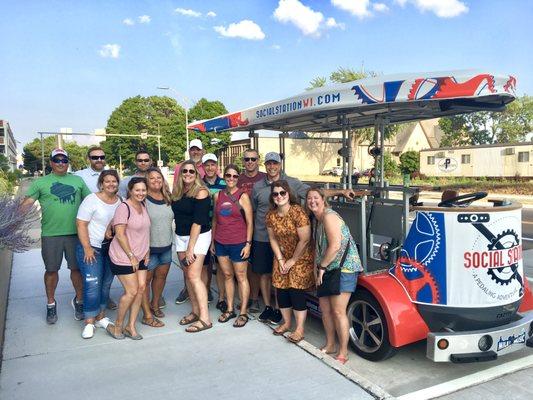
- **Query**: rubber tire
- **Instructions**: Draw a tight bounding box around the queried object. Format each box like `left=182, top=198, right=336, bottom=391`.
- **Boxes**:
left=347, top=289, right=398, bottom=362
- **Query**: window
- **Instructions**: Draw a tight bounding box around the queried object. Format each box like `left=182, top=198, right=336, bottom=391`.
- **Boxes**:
left=336, top=158, right=341, bottom=166
left=461, top=154, right=471, bottom=164
left=427, top=156, right=435, bottom=165
left=518, top=151, right=530, bottom=162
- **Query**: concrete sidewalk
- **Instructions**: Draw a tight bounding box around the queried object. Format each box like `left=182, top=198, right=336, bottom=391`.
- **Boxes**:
left=0, top=249, right=373, bottom=400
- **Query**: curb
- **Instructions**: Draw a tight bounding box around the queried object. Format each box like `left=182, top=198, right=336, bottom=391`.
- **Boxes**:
left=0, top=247, right=14, bottom=373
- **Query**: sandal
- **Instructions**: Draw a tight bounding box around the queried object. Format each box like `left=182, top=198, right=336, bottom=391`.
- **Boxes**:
left=151, top=307, right=165, bottom=318
left=233, top=314, right=249, bottom=328
left=335, top=355, right=349, bottom=365
left=185, top=319, right=212, bottom=333
left=216, top=300, right=228, bottom=313
left=105, top=324, right=125, bottom=340
left=179, top=312, right=199, bottom=326
left=320, top=347, right=336, bottom=355
left=287, top=332, right=305, bottom=344
left=218, top=310, right=237, bottom=323
left=273, top=326, right=290, bottom=336
left=124, top=328, right=143, bottom=340
left=142, top=317, right=165, bottom=328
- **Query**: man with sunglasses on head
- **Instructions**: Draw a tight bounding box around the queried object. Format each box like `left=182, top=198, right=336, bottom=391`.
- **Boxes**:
left=22, top=149, right=91, bottom=324
left=252, top=152, right=357, bottom=325
left=74, top=146, right=106, bottom=193
left=119, top=150, right=152, bottom=198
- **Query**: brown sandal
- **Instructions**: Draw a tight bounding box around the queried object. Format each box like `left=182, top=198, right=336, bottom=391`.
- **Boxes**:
left=179, top=312, right=199, bottom=326
left=218, top=310, right=236, bottom=323
left=142, top=317, right=165, bottom=328
left=151, top=307, right=165, bottom=318
left=185, top=319, right=212, bottom=333
left=273, top=326, right=290, bottom=336
left=233, top=314, right=249, bottom=328
left=287, top=332, right=305, bottom=343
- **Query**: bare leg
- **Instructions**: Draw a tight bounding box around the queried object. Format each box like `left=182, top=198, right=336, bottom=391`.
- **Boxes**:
left=179, top=251, right=199, bottom=317
left=278, top=307, right=292, bottom=332
left=151, top=264, right=170, bottom=310
left=248, top=268, right=260, bottom=302
left=259, top=274, right=272, bottom=307
left=217, top=256, right=235, bottom=311
left=215, top=262, right=226, bottom=301
left=141, top=270, right=154, bottom=320
left=115, top=274, right=139, bottom=335
left=319, top=297, right=336, bottom=353
left=234, top=261, right=249, bottom=315
left=186, top=255, right=210, bottom=327
left=44, top=271, right=59, bottom=304
left=331, top=293, right=352, bottom=359
left=70, top=269, right=83, bottom=302
left=126, top=270, right=147, bottom=336
left=293, top=309, right=307, bottom=338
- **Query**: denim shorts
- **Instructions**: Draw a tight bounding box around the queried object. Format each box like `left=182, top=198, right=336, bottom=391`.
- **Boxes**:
left=340, top=272, right=358, bottom=293
left=147, top=248, right=172, bottom=271
left=215, top=241, right=248, bottom=263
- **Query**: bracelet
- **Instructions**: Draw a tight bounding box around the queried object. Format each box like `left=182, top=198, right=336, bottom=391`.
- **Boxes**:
left=317, top=265, right=327, bottom=271
left=278, top=257, right=285, bottom=261
left=246, top=241, right=252, bottom=244
left=127, top=252, right=134, bottom=258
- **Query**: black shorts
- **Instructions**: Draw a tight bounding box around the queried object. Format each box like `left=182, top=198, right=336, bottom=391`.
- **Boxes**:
left=41, top=235, right=79, bottom=272
left=110, top=259, right=147, bottom=275
left=203, top=251, right=213, bottom=267
left=251, top=241, right=274, bottom=275
left=276, top=288, right=307, bottom=311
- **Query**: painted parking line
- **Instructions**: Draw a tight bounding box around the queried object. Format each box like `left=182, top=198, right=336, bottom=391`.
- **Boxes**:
left=523, top=237, right=533, bottom=241
left=396, top=354, right=533, bottom=400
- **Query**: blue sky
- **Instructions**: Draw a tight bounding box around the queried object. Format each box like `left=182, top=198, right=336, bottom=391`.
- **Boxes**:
left=1, top=0, right=532, bottom=147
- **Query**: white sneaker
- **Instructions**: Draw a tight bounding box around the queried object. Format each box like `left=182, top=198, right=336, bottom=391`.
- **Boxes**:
left=94, top=317, right=111, bottom=329
left=82, top=323, right=95, bottom=339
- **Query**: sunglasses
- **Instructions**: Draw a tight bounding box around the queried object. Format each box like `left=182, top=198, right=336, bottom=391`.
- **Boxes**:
left=90, top=155, right=105, bottom=160
left=243, top=157, right=258, bottom=162
left=181, top=168, right=196, bottom=175
left=52, top=158, right=69, bottom=164
left=136, top=158, right=150, bottom=163
left=272, top=190, right=287, bottom=198
left=224, top=173, right=239, bottom=179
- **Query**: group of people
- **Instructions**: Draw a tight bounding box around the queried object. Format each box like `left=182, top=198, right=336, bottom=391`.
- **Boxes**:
left=24, top=139, right=363, bottom=364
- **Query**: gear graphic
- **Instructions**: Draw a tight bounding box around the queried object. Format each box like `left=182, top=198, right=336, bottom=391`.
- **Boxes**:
left=393, top=257, right=440, bottom=304
left=486, top=229, right=520, bottom=285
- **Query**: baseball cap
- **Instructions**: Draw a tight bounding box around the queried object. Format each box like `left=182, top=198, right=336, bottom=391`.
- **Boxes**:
left=264, top=152, right=281, bottom=163
left=50, top=148, right=69, bottom=159
left=202, top=153, right=217, bottom=164
left=189, top=139, right=203, bottom=150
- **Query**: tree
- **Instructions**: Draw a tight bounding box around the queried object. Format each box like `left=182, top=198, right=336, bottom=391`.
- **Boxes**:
left=399, top=151, right=420, bottom=176
left=0, top=154, right=9, bottom=172
left=290, top=134, right=341, bottom=174
left=22, top=136, right=88, bottom=173
left=188, top=98, right=231, bottom=155
left=439, top=95, right=532, bottom=146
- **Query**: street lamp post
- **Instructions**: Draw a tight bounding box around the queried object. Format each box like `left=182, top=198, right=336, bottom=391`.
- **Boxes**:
left=157, top=86, right=191, bottom=151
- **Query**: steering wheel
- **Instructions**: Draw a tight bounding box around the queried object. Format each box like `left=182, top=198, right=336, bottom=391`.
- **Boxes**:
left=438, top=191, right=488, bottom=208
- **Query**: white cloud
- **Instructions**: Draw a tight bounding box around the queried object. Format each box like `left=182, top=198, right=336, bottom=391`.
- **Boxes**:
left=207, top=11, right=217, bottom=18
left=138, top=15, right=151, bottom=24
left=396, top=0, right=468, bottom=18
left=271, top=44, right=282, bottom=50
left=326, top=17, right=345, bottom=30
left=123, top=18, right=134, bottom=26
left=99, top=44, right=120, bottom=59
left=373, top=3, right=389, bottom=12
left=273, top=0, right=324, bottom=37
left=331, top=0, right=372, bottom=19
left=214, top=20, right=266, bottom=40
left=175, top=8, right=202, bottom=17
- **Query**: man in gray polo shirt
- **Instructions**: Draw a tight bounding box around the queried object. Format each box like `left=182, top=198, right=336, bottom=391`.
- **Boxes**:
left=252, top=152, right=356, bottom=325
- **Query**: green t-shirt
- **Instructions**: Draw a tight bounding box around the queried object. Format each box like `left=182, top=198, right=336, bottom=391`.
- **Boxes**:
left=26, top=173, right=91, bottom=237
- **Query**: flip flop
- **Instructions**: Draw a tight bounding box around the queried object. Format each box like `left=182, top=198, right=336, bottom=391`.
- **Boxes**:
left=124, top=328, right=143, bottom=340
left=185, top=319, right=212, bottom=333
left=142, top=317, right=165, bottom=328
left=320, top=347, right=336, bottom=355
left=273, top=326, right=289, bottom=336
left=106, top=324, right=125, bottom=340
left=287, top=332, right=305, bottom=344
left=179, top=312, right=199, bottom=326
left=335, top=355, right=349, bottom=365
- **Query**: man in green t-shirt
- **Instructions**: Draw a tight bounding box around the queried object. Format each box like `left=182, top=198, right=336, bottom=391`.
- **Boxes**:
left=22, top=148, right=91, bottom=324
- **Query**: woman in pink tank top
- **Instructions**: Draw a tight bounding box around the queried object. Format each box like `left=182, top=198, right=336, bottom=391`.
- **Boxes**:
left=211, top=164, right=253, bottom=327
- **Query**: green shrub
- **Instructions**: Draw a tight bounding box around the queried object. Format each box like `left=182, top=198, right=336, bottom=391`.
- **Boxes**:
left=399, top=151, right=420, bottom=176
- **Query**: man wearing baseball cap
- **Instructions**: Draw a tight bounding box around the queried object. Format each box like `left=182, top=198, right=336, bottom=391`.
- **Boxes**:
left=172, top=139, right=206, bottom=189
left=252, top=152, right=357, bottom=325
left=22, top=148, right=91, bottom=324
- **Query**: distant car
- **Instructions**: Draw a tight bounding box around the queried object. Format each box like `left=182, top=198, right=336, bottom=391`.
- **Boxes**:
left=320, top=166, right=342, bottom=176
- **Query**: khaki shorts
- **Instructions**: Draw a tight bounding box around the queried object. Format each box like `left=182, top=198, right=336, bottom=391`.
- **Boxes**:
left=41, top=235, right=79, bottom=272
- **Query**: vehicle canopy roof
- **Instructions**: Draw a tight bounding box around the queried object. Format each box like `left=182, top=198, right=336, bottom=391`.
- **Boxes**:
left=187, top=70, right=516, bottom=133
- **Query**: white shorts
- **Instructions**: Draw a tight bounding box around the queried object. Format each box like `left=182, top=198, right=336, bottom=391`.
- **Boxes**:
left=175, top=230, right=212, bottom=255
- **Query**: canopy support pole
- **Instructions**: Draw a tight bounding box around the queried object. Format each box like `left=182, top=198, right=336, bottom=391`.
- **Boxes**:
left=248, top=130, right=258, bottom=152
left=279, top=131, right=288, bottom=172
left=373, top=117, right=387, bottom=189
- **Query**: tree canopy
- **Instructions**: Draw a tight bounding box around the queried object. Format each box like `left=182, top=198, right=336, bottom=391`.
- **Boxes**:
left=438, top=95, right=532, bottom=147
left=102, top=96, right=230, bottom=171
left=22, top=136, right=89, bottom=173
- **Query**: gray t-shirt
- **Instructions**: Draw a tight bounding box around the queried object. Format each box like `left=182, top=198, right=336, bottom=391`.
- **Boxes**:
left=251, top=173, right=309, bottom=242
left=118, top=172, right=144, bottom=199
left=146, top=195, right=174, bottom=252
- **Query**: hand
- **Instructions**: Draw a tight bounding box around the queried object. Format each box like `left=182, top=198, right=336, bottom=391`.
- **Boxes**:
left=277, top=258, right=286, bottom=274
left=130, top=255, right=140, bottom=272
left=341, top=189, right=356, bottom=200
left=282, top=258, right=295, bottom=274
left=144, top=252, right=150, bottom=266
left=104, top=227, right=114, bottom=240
left=210, top=242, right=216, bottom=255
left=83, top=247, right=96, bottom=264
left=316, top=269, right=325, bottom=286
left=241, top=243, right=251, bottom=259
left=185, top=248, right=196, bottom=265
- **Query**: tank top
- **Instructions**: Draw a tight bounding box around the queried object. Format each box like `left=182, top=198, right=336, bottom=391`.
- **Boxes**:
left=214, top=189, right=247, bottom=245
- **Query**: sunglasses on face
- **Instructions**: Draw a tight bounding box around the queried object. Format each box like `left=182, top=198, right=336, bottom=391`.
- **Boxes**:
left=272, top=190, right=287, bottom=198
left=136, top=158, right=150, bottom=163
left=243, top=157, right=257, bottom=162
left=90, top=155, right=105, bottom=160
left=181, top=168, right=196, bottom=175
left=52, top=158, right=69, bottom=164
left=224, top=173, right=239, bottom=179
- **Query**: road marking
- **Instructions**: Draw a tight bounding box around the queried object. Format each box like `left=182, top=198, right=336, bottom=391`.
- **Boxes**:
left=523, top=237, right=533, bottom=242
left=523, top=221, right=533, bottom=225
left=527, top=277, right=533, bottom=284
left=396, top=354, right=533, bottom=400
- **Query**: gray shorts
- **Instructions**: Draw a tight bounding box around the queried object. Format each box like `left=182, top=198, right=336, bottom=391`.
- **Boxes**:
left=41, top=235, right=79, bottom=272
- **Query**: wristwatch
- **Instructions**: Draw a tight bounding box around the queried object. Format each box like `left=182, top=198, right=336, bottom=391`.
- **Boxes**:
left=127, top=252, right=134, bottom=258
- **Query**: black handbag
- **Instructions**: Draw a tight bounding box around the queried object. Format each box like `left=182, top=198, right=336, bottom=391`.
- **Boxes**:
left=316, top=240, right=351, bottom=298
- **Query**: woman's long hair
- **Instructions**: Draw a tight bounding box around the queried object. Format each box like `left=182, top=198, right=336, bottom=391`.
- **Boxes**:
left=146, top=167, right=172, bottom=205
left=269, top=180, right=299, bottom=210
left=171, top=160, right=206, bottom=201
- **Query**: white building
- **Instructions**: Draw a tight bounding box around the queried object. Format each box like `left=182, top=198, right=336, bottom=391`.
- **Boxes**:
left=0, top=120, right=17, bottom=171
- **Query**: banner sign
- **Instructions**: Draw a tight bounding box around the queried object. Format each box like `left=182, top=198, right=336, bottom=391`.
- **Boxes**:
left=390, top=209, right=523, bottom=307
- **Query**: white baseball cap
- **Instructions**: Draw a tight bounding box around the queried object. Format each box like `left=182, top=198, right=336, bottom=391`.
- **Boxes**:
left=202, top=153, right=217, bottom=164
left=50, top=148, right=69, bottom=159
left=189, top=139, right=203, bottom=150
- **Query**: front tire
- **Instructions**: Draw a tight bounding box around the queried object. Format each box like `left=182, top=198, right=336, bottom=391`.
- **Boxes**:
left=347, top=289, right=397, bottom=361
